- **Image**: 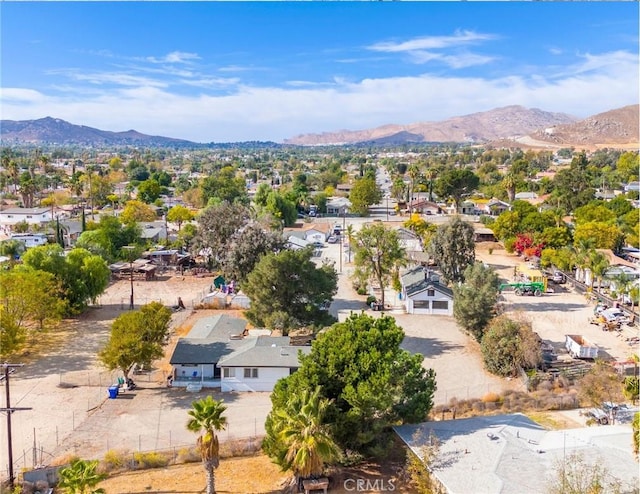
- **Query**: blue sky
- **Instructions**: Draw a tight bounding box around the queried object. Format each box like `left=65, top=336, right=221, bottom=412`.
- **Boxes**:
left=1, top=2, right=638, bottom=143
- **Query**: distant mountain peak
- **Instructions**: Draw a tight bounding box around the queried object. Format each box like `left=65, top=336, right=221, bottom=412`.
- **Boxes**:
left=284, top=106, right=580, bottom=146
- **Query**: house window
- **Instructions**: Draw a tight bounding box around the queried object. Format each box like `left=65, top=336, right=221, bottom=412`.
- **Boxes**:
left=413, top=300, right=430, bottom=309
left=427, top=289, right=435, bottom=297
left=244, top=368, right=258, bottom=379
left=223, top=368, right=235, bottom=378
left=432, top=300, right=449, bottom=310
left=26, top=215, right=32, bottom=219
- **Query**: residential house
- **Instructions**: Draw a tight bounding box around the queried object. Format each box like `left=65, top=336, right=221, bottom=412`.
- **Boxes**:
left=0, top=207, right=51, bottom=231
left=485, top=198, right=510, bottom=216
left=218, top=336, right=311, bottom=392
left=407, top=199, right=441, bottom=215
left=395, top=227, right=423, bottom=253
left=395, top=414, right=639, bottom=494
left=283, top=222, right=332, bottom=244
left=514, top=192, right=538, bottom=201
left=139, top=221, right=168, bottom=243
left=169, top=315, right=249, bottom=388
left=326, top=197, right=351, bottom=216
left=624, top=181, right=640, bottom=193
left=59, top=219, right=83, bottom=247
left=400, top=266, right=454, bottom=315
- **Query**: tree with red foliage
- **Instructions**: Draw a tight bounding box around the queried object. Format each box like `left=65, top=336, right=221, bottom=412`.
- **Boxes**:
left=515, top=233, right=544, bottom=258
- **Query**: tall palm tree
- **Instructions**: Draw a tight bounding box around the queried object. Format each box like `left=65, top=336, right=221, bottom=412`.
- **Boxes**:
left=588, top=251, right=610, bottom=293
left=186, top=396, right=228, bottom=494
left=345, top=224, right=355, bottom=263
left=502, top=172, right=517, bottom=202
left=273, top=387, right=340, bottom=487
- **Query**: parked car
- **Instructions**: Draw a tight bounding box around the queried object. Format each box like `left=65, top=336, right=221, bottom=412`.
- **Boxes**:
left=585, top=408, right=609, bottom=425
left=313, top=241, right=324, bottom=248
left=327, top=235, right=338, bottom=244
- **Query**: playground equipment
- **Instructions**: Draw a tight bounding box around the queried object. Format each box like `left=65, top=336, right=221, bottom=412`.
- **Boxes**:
left=499, top=281, right=545, bottom=297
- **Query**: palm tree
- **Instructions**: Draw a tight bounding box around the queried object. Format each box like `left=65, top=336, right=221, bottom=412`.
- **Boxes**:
left=502, top=172, right=517, bottom=202
left=273, top=387, right=340, bottom=488
left=588, top=251, right=609, bottom=292
left=58, top=458, right=106, bottom=494
left=345, top=224, right=355, bottom=263
left=424, top=168, right=437, bottom=202
left=186, top=396, right=228, bottom=494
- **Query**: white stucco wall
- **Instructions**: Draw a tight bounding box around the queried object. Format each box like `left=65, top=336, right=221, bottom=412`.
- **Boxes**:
left=221, top=367, right=290, bottom=392
left=404, top=290, right=453, bottom=316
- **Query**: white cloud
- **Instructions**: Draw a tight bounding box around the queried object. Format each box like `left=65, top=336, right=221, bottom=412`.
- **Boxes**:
left=1, top=50, right=637, bottom=143
left=48, top=69, right=167, bottom=88
left=146, top=51, right=200, bottom=64
left=368, top=30, right=496, bottom=53
left=408, top=51, right=495, bottom=68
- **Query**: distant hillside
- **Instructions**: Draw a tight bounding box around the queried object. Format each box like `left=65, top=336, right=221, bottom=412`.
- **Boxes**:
left=0, top=117, right=196, bottom=147
left=527, top=105, right=639, bottom=147
left=284, top=106, right=578, bottom=146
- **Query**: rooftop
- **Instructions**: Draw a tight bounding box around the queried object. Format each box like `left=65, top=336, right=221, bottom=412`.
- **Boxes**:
left=218, top=336, right=312, bottom=368
left=395, top=414, right=639, bottom=494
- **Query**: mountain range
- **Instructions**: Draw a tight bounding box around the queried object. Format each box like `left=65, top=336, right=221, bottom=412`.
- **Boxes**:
left=1, top=104, right=638, bottom=148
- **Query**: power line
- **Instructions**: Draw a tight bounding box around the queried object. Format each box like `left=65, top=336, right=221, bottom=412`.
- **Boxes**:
left=0, top=363, right=32, bottom=490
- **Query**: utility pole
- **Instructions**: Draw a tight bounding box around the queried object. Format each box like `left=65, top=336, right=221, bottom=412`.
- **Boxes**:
left=1, top=363, right=31, bottom=490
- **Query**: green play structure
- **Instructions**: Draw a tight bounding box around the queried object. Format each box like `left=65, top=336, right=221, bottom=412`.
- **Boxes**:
left=498, top=281, right=545, bottom=297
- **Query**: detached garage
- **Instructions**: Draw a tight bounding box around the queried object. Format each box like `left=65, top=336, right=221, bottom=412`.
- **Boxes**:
left=401, top=266, right=454, bottom=316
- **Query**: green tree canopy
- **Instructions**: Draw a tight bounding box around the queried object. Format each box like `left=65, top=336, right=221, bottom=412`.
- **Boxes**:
left=0, top=268, right=66, bottom=355
left=352, top=223, right=407, bottom=307
left=99, top=302, right=172, bottom=379
left=427, top=216, right=475, bottom=283
left=21, top=245, right=110, bottom=313
left=242, top=248, right=337, bottom=332
left=574, top=221, right=625, bottom=251
left=348, top=176, right=382, bottom=216
left=269, top=314, right=436, bottom=455
left=453, top=262, right=501, bottom=342
left=120, top=199, right=157, bottom=224
left=201, top=166, right=249, bottom=205
left=76, top=214, right=141, bottom=262
left=434, top=168, right=479, bottom=210
left=137, top=178, right=162, bottom=203
left=480, top=316, right=542, bottom=377
left=167, top=204, right=194, bottom=232
left=221, top=223, right=285, bottom=286
left=192, top=202, right=251, bottom=268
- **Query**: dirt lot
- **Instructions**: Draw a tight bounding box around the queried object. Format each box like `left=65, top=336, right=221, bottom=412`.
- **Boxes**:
left=6, top=239, right=639, bottom=492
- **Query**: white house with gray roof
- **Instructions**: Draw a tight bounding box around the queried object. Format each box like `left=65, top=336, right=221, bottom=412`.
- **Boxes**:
left=400, top=266, right=454, bottom=315
left=169, top=314, right=248, bottom=388
left=0, top=207, right=51, bottom=229
left=218, top=336, right=311, bottom=392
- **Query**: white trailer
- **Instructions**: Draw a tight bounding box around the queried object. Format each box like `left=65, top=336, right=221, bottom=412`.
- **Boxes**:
left=565, top=334, right=599, bottom=359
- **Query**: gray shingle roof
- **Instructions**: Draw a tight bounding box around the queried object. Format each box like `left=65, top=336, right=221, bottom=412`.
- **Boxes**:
left=218, top=336, right=311, bottom=368
left=401, top=266, right=453, bottom=298
left=169, top=315, right=248, bottom=364
left=395, top=413, right=639, bottom=494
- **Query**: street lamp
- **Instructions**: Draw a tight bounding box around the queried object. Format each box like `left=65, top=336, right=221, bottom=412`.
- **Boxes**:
left=122, top=245, right=135, bottom=310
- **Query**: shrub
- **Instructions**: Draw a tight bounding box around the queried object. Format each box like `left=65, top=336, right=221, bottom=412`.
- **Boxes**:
left=133, top=451, right=169, bottom=469
left=175, top=447, right=200, bottom=464
left=366, top=295, right=377, bottom=306
left=102, top=449, right=127, bottom=471
left=481, top=392, right=501, bottom=403
left=472, top=402, right=485, bottom=412
left=503, top=237, right=516, bottom=254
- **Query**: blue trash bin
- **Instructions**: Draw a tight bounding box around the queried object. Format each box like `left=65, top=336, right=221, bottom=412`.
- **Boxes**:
left=108, top=385, right=119, bottom=399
